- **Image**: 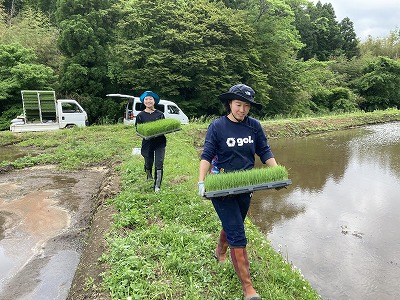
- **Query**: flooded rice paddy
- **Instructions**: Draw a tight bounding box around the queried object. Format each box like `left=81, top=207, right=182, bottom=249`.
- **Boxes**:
left=250, top=122, right=400, bottom=300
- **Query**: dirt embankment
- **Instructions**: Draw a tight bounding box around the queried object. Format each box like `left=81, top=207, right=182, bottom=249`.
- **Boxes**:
left=66, top=165, right=120, bottom=300
left=0, top=163, right=121, bottom=300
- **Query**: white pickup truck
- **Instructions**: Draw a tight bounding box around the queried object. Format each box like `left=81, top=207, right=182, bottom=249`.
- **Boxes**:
left=10, top=90, right=88, bottom=132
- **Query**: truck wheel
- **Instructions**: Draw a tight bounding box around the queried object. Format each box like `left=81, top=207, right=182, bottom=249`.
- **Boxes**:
left=65, top=124, right=76, bottom=129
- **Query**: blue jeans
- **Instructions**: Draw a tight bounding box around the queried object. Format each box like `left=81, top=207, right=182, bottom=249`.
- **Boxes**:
left=211, top=193, right=252, bottom=247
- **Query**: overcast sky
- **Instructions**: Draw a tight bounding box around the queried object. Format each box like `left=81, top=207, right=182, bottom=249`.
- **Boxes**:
left=312, top=0, right=400, bottom=41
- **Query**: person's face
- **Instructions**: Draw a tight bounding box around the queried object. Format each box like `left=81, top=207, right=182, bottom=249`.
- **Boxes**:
left=143, top=96, right=155, bottom=108
left=229, top=99, right=251, bottom=121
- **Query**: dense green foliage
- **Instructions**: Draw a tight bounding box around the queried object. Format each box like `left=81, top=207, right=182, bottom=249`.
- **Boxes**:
left=291, top=1, right=359, bottom=61
left=0, top=0, right=399, bottom=129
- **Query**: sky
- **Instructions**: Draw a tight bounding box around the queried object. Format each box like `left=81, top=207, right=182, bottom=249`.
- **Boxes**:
left=312, top=0, right=400, bottom=41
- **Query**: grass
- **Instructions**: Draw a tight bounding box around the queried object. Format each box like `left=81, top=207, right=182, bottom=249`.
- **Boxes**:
left=262, top=108, right=400, bottom=138
left=1, top=108, right=400, bottom=299
left=0, top=125, right=134, bottom=170
left=102, top=131, right=318, bottom=299
left=136, top=118, right=181, bottom=137
left=204, top=165, right=289, bottom=192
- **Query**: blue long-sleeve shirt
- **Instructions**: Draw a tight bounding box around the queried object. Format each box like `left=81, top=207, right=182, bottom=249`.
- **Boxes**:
left=201, top=116, right=274, bottom=172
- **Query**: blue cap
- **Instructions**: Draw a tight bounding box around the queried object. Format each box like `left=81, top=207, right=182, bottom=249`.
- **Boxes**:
left=139, top=91, right=160, bottom=104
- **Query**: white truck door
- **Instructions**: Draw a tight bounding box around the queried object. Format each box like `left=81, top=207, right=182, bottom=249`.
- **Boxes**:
left=58, top=100, right=87, bottom=128
left=164, top=104, right=189, bottom=124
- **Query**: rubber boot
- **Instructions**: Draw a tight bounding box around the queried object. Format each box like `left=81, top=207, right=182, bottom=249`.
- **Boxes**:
left=214, top=229, right=229, bottom=263
left=154, top=169, right=163, bottom=192
left=145, top=169, right=153, bottom=180
left=230, top=247, right=261, bottom=300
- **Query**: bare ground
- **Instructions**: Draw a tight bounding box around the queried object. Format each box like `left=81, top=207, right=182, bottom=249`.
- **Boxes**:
left=0, top=164, right=121, bottom=300
left=66, top=164, right=120, bottom=300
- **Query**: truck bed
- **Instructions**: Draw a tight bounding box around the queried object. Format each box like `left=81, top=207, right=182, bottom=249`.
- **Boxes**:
left=10, top=122, right=60, bottom=132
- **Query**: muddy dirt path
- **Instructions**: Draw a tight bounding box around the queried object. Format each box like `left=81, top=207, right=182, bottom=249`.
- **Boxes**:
left=0, top=165, right=118, bottom=300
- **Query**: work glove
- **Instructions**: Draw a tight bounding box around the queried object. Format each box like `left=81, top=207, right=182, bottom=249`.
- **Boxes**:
left=198, top=181, right=205, bottom=197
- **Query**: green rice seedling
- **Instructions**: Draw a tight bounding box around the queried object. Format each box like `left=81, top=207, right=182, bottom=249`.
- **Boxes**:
left=204, top=165, right=289, bottom=192
left=136, top=118, right=181, bottom=137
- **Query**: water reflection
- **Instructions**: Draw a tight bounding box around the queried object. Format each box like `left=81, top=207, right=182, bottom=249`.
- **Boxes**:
left=0, top=146, right=28, bottom=162
left=249, top=122, right=400, bottom=300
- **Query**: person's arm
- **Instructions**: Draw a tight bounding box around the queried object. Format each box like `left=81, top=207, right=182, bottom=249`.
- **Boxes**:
left=199, top=159, right=211, bottom=182
left=264, top=157, right=278, bottom=167
left=135, top=113, right=142, bottom=127
left=198, top=159, right=211, bottom=197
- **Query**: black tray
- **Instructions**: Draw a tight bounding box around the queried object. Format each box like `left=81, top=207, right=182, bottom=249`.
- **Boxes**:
left=204, top=179, right=292, bottom=198
left=136, top=128, right=182, bottom=140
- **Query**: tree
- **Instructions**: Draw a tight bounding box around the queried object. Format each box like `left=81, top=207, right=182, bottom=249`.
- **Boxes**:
left=360, top=29, right=400, bottom=59
left=0, top=7, right=61, bottom=68
left=0, top=43, right=55, bottom=129
left=2, top=0, right=23, bottom=23
left=351, top=56, right=400, bottom=111
left=339, top=17, right=359, bottom=59
left=56, top=0, right=119, bottom=123
left=245, top=0, right=305, bottom=116
left=107, top=0, right=266, bottom=117
left=292, top=1, right=359, bottom=61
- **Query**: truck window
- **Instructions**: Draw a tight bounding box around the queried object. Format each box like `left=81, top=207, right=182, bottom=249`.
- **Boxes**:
left=167, top=105, right=180, bottom=115
left=62, top=103, right=82, bottom=113
left=134, top=102, right=144, bottom=111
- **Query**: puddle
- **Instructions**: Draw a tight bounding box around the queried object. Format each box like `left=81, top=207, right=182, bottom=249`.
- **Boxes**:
left=51, top=175, right=78, bottom=188
left=0, top=215, right=5, bottom=240
left=0, top=166, right=108, bottom=299
left=0, top=189, right=70, bottom=294
left=0, top=145, right=29, bottom=162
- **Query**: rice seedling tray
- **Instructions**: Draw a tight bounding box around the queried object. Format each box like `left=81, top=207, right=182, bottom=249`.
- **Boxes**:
left=136, top=127, right=182, bottom=140
left=204, top=179, right=292, bottom=198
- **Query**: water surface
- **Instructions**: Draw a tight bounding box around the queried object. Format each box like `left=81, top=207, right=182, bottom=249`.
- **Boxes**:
left=250, top=122, right=400, bottom=300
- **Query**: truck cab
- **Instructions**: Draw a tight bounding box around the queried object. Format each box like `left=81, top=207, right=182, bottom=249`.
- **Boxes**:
left=106, top=94, right=189, bottom=125
left=58, top=100, right=88, bottom=128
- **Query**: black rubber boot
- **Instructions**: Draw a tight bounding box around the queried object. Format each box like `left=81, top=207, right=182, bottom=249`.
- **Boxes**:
left=154, top=169, right=163, bottom=192
left=145, top=169, right=153, bottom=180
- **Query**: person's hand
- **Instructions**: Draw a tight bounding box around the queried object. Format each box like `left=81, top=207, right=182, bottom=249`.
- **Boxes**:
left=198, top=181, right=205, bottom=197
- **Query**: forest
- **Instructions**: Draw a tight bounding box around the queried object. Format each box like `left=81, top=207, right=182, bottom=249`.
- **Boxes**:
left=1, top=0, right=399, bottom=130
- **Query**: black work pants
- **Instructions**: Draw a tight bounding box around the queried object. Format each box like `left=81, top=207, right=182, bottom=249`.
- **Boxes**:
left=141, top=141, right=165, bottom=171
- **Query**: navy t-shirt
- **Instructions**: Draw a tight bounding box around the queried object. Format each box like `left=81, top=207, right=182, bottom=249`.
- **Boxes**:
left=135, top=109, right=166, bottom=146
left=201, top=116, right=274, bottom=172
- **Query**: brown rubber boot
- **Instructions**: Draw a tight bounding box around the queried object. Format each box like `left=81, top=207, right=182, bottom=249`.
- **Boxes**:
left=230, top=247, right=261, bottom=300
left=214, top=229, right=229, bottom=263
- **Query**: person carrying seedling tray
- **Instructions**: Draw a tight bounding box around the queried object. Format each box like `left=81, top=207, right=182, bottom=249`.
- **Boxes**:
left=198, top=84, right=279, bottom=300
left=135, top=91, right=166, bottom=192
